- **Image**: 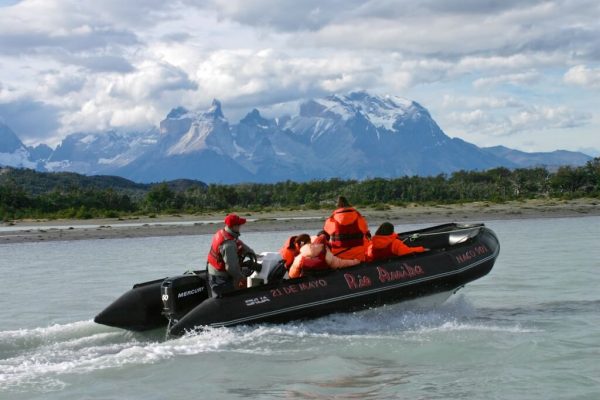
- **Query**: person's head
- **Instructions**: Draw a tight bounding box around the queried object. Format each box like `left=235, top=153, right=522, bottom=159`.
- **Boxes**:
left=295, top=234, right=311, bottom=248
left=375, top=222, right=395, bottom=236
left=336, top=196, right=351, bottom=208
left=224, top=213, right=246, bottom=233
left=313, top=234, right=328, bottom=246
left=315, top=230, right=330, bottom=241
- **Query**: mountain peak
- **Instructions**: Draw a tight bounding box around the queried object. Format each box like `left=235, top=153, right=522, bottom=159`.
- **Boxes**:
left=208, top=99, right=224, bottom=119
left=299, top=98, right=353, bottom=119
left=0, top=120, right=25, bottom=153
left=3, top=90, right=592, bottom=183
left=295, top=91, right=424, bottom=131
left=240, top=108, right=270, bottom=126
left=166, top=106, right=189, bottom=120
left=345, top=90, right=370, bottom=102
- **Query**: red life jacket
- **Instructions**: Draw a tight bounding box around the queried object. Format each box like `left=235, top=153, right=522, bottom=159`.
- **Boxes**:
left=207, top=228, right=244, bottom=271
left=299, top=246, right=328, bottom=271
left=329, top=210, right=365, bottom=249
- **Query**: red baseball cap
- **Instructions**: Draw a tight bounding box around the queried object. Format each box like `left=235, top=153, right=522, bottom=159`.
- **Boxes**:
left=224, top=213, right=247, bottom=227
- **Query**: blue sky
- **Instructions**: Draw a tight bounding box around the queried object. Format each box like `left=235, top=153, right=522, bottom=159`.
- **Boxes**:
left=0, top=0, right=599, bottom=155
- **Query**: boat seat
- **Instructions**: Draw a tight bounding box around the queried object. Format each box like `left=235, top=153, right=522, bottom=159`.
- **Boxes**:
left=267, top=259, right=287, bottom=282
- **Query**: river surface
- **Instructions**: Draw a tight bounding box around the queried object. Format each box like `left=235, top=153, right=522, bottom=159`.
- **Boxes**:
left=1, top=217, right=599, bottom=399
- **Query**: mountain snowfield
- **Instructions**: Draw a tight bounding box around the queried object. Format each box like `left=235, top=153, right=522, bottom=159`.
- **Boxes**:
left=0, top=92, right=593, bottom=183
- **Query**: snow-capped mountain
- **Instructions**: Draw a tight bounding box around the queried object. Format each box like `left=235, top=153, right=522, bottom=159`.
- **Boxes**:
left=0, top=120, right=37, bottom=169
left=116, top=100, right=255, bottom=183
left=45, top=129, right=160, bottom=175
left=281, top=91, right=512, bottom=178
left=0, top=92, right=593, bottom=183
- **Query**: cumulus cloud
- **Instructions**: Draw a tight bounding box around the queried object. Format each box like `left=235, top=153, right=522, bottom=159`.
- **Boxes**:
left=191, top=49, right=380, bottom=111
left=448, top=105, right=592, bottom=137
left=0, top=98, right=60, bottom=143
left=41, top=70, right=87, bottom=96
left=0, top=21, right=139, bottom=56
left=473, top=71, right=540, bottom=88
left=0, top=80, right=21, bottom=103
left=442, top=94, right=523, bottom=110
left=54, top=61, right=198, bottom=134
left=200, top=0, right=600, bottom=64
left=564, top=65, right=600, bottom=89
left=107, top=61, right=197, bottom=101
left=0, top=0, right=598, bottom=153
left=197, top=0, right=360, bottom=31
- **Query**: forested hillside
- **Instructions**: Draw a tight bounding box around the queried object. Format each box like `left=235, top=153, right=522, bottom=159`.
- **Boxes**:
left=1, top=158, right=599, bottom=221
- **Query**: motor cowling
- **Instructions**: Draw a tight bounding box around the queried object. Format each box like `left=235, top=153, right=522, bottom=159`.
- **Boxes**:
left=161, top=274, right=208, bottom=322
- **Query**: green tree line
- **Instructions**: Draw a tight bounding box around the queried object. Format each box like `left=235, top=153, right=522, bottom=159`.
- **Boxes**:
left=1, top=158, right=599, bottom=221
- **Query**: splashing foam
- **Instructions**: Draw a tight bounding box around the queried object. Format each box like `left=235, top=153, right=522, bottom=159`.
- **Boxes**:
left=0, top=296, right=534, bottom=392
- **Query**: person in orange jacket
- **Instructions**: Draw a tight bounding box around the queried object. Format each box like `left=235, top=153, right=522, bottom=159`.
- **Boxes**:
left=279, top=234, right=311, bottom=269
left=323, top=196, right=370, bottom=261
left=288, top=234, right=360, bottom=279
left=366, top=222, right=428, bottom=261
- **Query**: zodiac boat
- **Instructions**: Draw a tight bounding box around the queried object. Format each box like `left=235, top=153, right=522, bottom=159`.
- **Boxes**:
left=94, top=223, right=500, bottom=337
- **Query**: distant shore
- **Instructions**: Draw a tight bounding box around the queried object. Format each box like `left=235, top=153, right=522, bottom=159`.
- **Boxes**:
left=1, top=198, right=599, bottom=244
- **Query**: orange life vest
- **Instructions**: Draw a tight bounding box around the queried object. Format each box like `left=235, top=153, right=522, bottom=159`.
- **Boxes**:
left=207, top=228, right=244, bottom=271
left=367, top=234, right=396, bottom=261
left=328, top=209, right=365, bottom=249
left=366, top=234, right=427, bottom=261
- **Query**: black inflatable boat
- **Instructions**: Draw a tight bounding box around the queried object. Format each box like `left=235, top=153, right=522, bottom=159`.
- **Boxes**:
left=95, top=223, right=499, bottom=337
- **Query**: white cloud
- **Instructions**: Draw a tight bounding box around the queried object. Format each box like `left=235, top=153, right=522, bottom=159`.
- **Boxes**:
left=448, top=105, right=592, bottom=137
left=254, top=1, right=600, bottom=64
left=41, top=70, right=86, bottom=96
left=564, top=65, right=600, bottom=89
left=473, top=71, right=540, bottom=88
left=198, top=0, right=358, bottom=31
left=53, top=61, right=197, bottom=134
left=456, top=53, right=562, bottom=73
left=191, top=49, right=380, bottom=111
left=58, top=96, right=158, bottom=135
left=0, top=0, right=599, bottom=154
left=509, top=106, right=590, bottom=131
left=107, top=61, right=197, bottom=101
left=0, top=98, right=60, bottom=142
left=442, top=94, right=523, bottom=110
left=0, top=80, right=22, bottom=102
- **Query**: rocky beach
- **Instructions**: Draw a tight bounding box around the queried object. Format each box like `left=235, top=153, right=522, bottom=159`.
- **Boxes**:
left=1, top=198, right=598, bottom=244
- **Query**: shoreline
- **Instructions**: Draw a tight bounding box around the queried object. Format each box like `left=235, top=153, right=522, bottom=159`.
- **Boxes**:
left=1, top=198, right=599, bottom=244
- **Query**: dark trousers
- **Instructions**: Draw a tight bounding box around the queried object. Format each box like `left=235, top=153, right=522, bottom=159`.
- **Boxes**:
left=208, top=274, right=234, bottom=298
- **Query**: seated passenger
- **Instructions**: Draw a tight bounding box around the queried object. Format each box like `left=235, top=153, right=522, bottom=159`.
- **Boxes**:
left=323, top=196, right=370, bottom=261
left=288, top=235, right=360, bottom=279
left=279, top=234, right=311, bottom=269
left=366, top=222, right=428, bottom=262
left=312, top=230, right=330, bottom=242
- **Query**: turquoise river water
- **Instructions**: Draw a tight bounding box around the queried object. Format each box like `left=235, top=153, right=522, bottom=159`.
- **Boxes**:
left=1, top=217, right=599, bottom=399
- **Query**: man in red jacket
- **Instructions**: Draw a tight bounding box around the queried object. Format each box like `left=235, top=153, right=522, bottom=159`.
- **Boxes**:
left=206, top=213, right=255, bottom=298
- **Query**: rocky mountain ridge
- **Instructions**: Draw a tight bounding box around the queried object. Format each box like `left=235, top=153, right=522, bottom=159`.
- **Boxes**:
left=0, top=92, right=593, bottom=183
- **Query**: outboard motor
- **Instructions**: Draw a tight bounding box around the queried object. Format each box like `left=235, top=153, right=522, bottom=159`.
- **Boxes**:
left=161, top=273, right=208, bottom=327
